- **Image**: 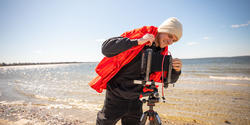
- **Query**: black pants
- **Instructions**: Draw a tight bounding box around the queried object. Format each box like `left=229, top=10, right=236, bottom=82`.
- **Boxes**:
left=96, top=90, right=143, bottom=125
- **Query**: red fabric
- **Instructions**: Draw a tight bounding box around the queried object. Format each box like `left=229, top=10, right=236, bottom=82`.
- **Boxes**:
left=139, top=85, right=159, bottom=98
left=88, top=26, right=168, bottom=93
left=142, top=85, right=159, bottom=92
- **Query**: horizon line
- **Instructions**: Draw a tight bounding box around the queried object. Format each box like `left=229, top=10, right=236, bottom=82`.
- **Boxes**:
left=1, top=55, right=250, bottom=64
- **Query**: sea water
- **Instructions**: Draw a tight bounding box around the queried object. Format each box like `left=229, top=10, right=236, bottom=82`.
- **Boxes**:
left=0, top=56, right=249, bottom=124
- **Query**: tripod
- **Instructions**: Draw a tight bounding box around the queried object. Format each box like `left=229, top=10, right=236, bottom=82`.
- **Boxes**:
left=139, top=81, right=162, bottom=125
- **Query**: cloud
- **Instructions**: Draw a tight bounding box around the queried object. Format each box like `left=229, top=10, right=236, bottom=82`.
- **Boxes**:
left=187, top=42, right=199, bottom=46
left=95, top=38, right=106, bottom=42
left=203, top=37, right=209, bottom=40
left=231, top=21, right=250, bottom=28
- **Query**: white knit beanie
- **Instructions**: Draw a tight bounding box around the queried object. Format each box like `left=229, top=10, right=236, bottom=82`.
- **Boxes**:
left=158, top=17, right=183, bottom=41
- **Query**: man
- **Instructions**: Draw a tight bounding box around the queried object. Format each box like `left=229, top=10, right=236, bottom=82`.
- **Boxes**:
left=95, top=17, right=183, bottom=125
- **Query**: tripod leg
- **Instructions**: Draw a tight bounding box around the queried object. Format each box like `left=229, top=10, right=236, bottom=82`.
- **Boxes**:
left=140, top=111, right=148, bottom=125
left=153, top=112, right=162, bottom=125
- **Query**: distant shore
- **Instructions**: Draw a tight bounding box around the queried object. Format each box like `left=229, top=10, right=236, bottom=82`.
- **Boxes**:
left=0, top=62, right=95, bottom=67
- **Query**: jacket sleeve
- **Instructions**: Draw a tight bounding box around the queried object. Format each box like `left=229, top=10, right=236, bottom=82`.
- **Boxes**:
left=102, top=36, right=138, bottom=57
left=170, top=69, right=181, bottom=83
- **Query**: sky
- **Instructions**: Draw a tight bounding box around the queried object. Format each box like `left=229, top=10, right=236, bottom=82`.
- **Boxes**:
left=0, top=0, right=250, bottom=63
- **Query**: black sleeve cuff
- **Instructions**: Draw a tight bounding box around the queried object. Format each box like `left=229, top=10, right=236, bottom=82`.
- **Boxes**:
left=130, top=39, right=138, bottom=46
left=172, top=69, right=181, bottom=75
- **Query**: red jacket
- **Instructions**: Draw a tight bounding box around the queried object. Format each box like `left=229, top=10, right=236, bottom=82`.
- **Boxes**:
left=88, top=26, right=168, bottom=93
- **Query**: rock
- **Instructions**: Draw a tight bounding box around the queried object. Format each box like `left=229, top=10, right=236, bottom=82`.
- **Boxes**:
left=225, top=120, right=231, bottom=124
left=193, top=119, right=197, bottom=123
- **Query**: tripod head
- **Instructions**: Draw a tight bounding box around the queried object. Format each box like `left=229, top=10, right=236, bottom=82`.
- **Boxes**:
left=141, top=81, right=160, bottom=107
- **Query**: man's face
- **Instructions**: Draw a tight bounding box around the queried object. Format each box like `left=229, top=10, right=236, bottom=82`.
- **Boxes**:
left=158, top=33, right=178, bottom=48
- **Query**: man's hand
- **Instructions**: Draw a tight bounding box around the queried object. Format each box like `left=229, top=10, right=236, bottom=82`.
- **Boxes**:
left=138, top=34, right=155, bottom=46
left=172, top=58, right=182, bottom=72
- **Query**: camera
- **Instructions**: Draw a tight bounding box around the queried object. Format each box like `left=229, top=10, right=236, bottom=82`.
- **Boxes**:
left=140, top=48, right=173, bottom=87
